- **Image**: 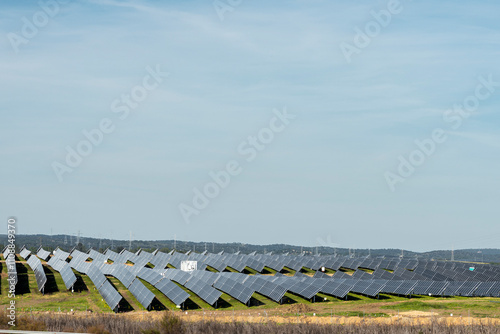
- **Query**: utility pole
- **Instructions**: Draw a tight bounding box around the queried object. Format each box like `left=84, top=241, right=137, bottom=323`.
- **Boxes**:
left=174, top=234, right=176, bottom=250
left=451, top=245, right=454, bottom=262
left=129, top=231, right=132, bottom=251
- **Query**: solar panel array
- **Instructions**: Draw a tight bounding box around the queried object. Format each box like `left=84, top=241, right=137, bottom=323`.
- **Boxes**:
left=22, top=246, right=500, bottom=312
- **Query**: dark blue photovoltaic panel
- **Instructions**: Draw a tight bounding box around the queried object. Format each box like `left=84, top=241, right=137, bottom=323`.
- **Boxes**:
left=48, top=257, right=77, bottom=290
left=99, top=280, right=122, bottom=311
left=213, top=275, right=254, bottom=304
left=243, top=275, right=286, bottom=302
left=59, top=263, right=77, bottom=290
left=137, top=267, right=164, bottom=285
left=26, top=254, right=47, bottom=292
left=128, top=278, right=155, bottom=309
left=154, top=278, right=190, bottom=306
left=87, top=264, right=106, bottom=289
left=184, top=275, right=222, bottom=306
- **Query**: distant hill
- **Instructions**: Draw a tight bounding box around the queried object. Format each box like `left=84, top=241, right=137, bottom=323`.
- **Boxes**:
left=1, top=234, right=499, bottom=263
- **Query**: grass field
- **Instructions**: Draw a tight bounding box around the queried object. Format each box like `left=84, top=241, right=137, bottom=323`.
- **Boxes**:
left=1, top=258, right=500, bottom=321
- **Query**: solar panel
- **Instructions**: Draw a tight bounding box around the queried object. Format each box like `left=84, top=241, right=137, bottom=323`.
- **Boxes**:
left=362, top=281, right=385, bottom=297
left=26, top=255, right=47, bottom=292
left=36, top=248, right=51, bottom=261
left=372, top=269, right=394, bottom=280
left=109, top=264, right=136, bottom=288
left=243, top=275, right=287, bottom=303
left=313, top=271, right=329, bottom=279
left=455, top=281, right=480, bottom=297
left=88, top=249, right=109, bottom=267
left=99, top=280, right=122, bottom=311
left=352, top=270, right=372, bottom=280
left=87, top=264, right=106, bottom=289
left=245, top=257, right=265, bottom=272
left=137, top=267, right=164, bottom=285
left=59, top=262, right=78, bottom=290
left=104, top=249, right=120, bottom=262
left=392, top=280, right=418, bottom=296
left=163, top=269, right=191, bottom=285
left=426, top=281, right=449, bottom=296
left=20, top=247, right=32, bottom=260
left=47, top=257, right=77, bottom=290
left=332, top=271, right=351, bottom=279
left=348, top=280, right=384, bottom=297
left=380, top=280, right=404, bottom=294
left=184, top=275, right=222, bottom=306
left=287, top=278, right=324, bottom=300
left=316, top=279, right=348, bottom=299
left=154, top=278, right=190, bottom=306
left=190, top=270, right=219, bottom=285
left=128, top=278, right=155, bottom=309
left=412, top=280, right=434, bottom=295
left=474, top=282, right=500, bottom=297
left=72, top=260, right=91, bottom=274
left=213, top=275, right=254, bottom=304
left=52, top=248, right=70, bottom=261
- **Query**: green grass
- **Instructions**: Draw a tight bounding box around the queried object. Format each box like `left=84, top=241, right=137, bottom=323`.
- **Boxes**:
left=382, top=301, right=450, bottom=311
left=382, top=299, right=500, bottom=312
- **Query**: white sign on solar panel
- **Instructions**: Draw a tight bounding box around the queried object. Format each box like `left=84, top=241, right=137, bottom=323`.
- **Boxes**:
left=180, top=260, right=197, bottom=272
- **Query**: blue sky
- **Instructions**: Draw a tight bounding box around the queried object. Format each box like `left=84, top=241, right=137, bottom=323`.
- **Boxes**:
left=1, top=0, right=500, bottom=252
